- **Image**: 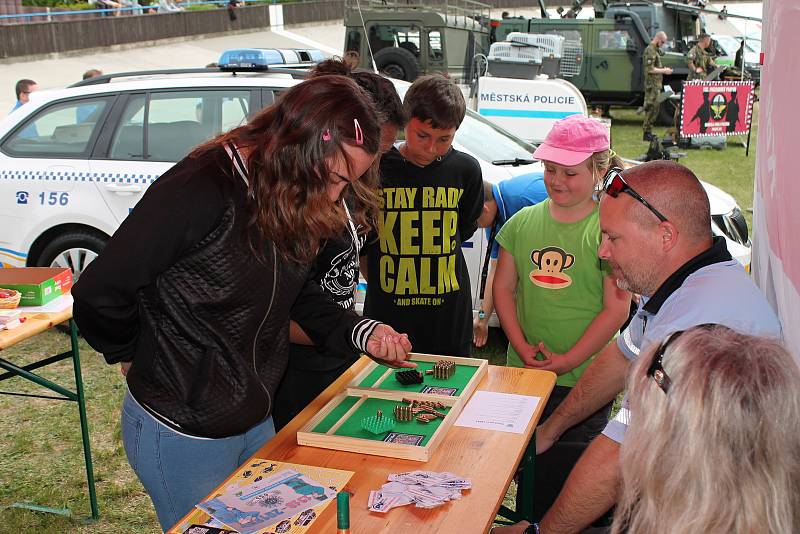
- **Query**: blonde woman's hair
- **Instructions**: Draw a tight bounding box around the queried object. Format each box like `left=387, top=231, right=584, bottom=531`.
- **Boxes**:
left=588, top=149, right=624, bottom=188
left=613, top=325, right=800, bottom=534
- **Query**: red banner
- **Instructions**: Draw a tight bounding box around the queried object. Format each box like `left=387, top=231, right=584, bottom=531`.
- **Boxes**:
left=680, top=80, right=755, bottom=138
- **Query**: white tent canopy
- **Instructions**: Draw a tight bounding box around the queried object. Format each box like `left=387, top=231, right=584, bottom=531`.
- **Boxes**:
left=752, top=0, right=800, bottom=359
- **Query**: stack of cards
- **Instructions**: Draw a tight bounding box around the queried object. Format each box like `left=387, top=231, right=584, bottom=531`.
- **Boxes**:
left=367, top=471, right=472, bottom=513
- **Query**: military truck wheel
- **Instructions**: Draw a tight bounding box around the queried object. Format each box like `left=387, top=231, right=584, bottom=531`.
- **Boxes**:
left=374, top=47, right=419, bottom=81
left=657, top=99, right=679, bottom=126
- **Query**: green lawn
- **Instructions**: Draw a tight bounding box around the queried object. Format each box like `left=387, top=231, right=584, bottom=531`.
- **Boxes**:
left=0, top=103, right=758, bottom=533
left=608, top=100, right=759, bottom=230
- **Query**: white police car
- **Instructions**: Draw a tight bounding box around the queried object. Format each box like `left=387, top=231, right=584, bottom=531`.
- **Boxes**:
left=0, top=68, right=751, bottom=316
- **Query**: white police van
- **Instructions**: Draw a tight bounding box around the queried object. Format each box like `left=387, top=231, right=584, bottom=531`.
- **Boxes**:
left=0, top=67, right=751, bottom=318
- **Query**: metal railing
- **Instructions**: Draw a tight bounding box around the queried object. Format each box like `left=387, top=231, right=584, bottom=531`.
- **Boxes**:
left=0, top=0, right=266, bottom=23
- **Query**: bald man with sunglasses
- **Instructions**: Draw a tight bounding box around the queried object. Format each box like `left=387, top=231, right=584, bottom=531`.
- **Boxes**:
left=497, top=161, right=781, bottom=534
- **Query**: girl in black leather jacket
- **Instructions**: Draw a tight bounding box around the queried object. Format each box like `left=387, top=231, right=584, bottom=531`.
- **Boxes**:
left=73, top=75, right=414, bottom=530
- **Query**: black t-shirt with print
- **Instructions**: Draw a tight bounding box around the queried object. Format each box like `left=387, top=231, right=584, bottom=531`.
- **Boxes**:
left=363, top=146, right=483, bottom=356
left=287, top=213, right=365, bottom=372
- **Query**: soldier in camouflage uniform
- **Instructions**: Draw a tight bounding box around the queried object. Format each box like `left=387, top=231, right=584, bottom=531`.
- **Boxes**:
left=674, top=33, right=716, bottom=138
left=687, top=33, right=715, bottom=80
left=643, top=31, right=673, bottom=141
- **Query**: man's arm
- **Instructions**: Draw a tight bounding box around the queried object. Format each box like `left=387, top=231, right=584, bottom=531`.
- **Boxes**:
left=539, top=435, right=621, bottom=534
left=473, top=258, right=497, bottom=347
left=536, top=341, right=630, bottom=453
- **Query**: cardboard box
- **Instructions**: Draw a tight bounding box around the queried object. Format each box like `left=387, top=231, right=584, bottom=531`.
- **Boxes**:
left=0, top=267, right=73, bottom=306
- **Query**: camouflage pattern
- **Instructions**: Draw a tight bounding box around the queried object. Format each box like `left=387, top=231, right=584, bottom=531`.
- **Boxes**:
left=642, top=42, right=662, bottom=134
left=687, top=44, right=712, bottom=80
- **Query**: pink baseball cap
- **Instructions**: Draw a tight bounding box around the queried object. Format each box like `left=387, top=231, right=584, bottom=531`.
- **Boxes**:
left=533, top=114, right=610, bottom=166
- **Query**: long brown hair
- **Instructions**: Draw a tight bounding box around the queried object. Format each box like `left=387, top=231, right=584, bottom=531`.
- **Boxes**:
left=196, top=75, right=381, bottom=263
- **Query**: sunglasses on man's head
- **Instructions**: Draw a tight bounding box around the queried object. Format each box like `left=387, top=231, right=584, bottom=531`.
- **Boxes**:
left=602, top=167, right=669, bottom=223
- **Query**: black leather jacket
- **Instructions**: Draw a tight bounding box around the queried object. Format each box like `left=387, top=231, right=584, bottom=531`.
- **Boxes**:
left=73, top=146, right=376, bottom=438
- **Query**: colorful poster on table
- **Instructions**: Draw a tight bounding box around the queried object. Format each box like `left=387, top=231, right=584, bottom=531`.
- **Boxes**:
left=680, top=80, right=755, bottom=138
left=170, top=459, right=354, bottom=534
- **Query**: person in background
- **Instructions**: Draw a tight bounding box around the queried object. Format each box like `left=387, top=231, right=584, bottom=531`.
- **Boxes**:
left=687, top=33, right=715, bottom=80
left=473, top=173, right=548, bottom=348
left=72, top=75, right=413, bottom=530
left=158, top=0, right=183, bottom=13
left=226, top=0, right=242, bottom=22
left=642, top=31, right=672, bottom=142
left=613, top=325, right=800, bottom=534
left=10, top=79, right=37, bottom=114
left=82, top=69, right=103, bottom=80
left=76, top=70, right=103, bottom=123
left=362, top=73, right=484, bottom=357
left=272, top=59, right=407, bottom=431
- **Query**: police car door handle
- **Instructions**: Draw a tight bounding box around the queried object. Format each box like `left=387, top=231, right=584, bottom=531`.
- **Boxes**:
left=104, top=183, right=142, bottom=195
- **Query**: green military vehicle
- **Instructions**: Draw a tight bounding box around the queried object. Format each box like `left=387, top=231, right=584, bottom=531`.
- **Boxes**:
left=494, top=1, right=702, bottom=123
left=343, top=0, right=492, bottom=84
left=343, top=0, right=755, bottom=123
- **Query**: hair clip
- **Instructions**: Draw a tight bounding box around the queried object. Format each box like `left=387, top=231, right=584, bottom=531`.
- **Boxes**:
left=322, top=129, right=332, bottom=142
left=353, top=118, right=363, bottom=146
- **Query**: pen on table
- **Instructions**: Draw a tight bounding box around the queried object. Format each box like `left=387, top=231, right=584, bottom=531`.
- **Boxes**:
left=337, top=490, right=350, bottom=534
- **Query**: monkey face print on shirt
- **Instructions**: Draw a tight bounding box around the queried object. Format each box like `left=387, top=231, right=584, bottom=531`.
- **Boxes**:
left=529, top=246, right=575, bottom=289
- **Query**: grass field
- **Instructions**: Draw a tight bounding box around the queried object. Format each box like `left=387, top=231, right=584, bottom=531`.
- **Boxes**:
left=0, top=104, right=758, bottom=533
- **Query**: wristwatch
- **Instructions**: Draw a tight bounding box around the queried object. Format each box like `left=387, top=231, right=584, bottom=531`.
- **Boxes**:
left=478, top=309, right=486, bottom=320
left=523, top=523, right=540, bottom=534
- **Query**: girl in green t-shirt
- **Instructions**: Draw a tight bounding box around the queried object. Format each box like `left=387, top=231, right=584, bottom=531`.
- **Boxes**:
left=493, top=115, right=632, bottom=517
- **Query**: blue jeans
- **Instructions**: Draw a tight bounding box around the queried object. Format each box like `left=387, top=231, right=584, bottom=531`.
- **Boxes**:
left=121, top=390, right=275, bottom=531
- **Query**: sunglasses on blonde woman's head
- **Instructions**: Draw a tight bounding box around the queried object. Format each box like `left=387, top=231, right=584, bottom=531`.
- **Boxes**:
left=602, top=167, right=669, bottom=223
left=647, top=324, right=717, bottom=394
left=647, top=330, right=683, bottom=394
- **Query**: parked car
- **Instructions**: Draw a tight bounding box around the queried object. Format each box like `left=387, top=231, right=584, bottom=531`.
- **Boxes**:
left=710, top=34, right=761, bottom=82
left=0, top=69, right=751, bottom=322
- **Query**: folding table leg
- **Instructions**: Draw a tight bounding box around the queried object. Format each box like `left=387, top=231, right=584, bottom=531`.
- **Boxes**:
left=496, top=431, right=536, bottom=524
left=70, top=320, right=99, bottom=520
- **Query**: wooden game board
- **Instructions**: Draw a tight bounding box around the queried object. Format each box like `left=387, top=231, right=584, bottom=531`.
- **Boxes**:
left=296, top=354, right=488, bottom=461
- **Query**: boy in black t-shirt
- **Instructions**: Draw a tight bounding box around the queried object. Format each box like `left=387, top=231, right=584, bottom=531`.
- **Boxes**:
left=363, top=74, right=483, bottom=356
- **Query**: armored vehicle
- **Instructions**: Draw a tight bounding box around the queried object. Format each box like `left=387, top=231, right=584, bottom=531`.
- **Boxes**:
left=343, top=0, right=491, bottom=83
left=494, top=1, right=761, bottom=121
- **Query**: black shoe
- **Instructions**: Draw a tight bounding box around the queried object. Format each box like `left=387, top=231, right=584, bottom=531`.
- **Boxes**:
left=643, top=131, right=653, bottom=142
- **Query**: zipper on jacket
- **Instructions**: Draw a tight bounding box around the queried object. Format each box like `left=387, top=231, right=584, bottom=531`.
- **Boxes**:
left=252, top=242, right=278, bottom=417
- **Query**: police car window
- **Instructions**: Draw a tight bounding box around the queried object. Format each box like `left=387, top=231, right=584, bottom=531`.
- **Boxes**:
left=455, top=110, right=535, bottom=163
left=3, top=97, right=110, bottom=158
left=599, top=30, right=631, bottom=50
left=109, top=90, right=250, bottom=162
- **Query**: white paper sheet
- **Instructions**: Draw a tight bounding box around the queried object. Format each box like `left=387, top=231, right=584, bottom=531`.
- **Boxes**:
left=454, top=391, right=541, bottom=434
left=17, top=294, right=73, bottom=313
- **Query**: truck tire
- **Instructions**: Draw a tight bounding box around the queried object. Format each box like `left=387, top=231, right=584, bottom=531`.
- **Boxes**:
left=374, top=47, right=419, bottom=82
left=36, top=229, right=107, bottom=282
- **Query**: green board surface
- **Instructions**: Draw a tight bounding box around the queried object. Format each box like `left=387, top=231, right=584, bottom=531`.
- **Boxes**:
left=356, top=360, right=478, bottom=395
left=312, top=397, right=449, bottom=446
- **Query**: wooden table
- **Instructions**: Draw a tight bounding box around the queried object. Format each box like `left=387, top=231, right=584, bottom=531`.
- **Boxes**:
left=170, top=358, right=555, bottom=534
left=0, top=307, right=99, bottom=519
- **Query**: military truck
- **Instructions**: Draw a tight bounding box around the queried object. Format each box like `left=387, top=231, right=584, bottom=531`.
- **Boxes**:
left=343, top=0, right=491, bottom=83
left=494, top=1, right=761, bottom=121
left=493, top=2, right=698, bottom=123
